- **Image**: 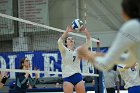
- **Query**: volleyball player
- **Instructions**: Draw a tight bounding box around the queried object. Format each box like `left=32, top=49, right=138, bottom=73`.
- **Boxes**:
left=15, top=57, right=39, bottom=93
left=103, top=68, right=120, bottom=93
left=117, top=62, right=140, bottom=93
left=58, top=26, right=91, bottom=93
left=77, top=0, right=140, bottom=71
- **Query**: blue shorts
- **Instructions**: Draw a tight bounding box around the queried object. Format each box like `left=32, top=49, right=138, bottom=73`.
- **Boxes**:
left=128, top=85, right=140, bottom=93
left=63, top=73, right=83, bottom=86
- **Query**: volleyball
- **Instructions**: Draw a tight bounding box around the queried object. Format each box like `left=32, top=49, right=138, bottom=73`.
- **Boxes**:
left=72, top=19, right=84, bottom=30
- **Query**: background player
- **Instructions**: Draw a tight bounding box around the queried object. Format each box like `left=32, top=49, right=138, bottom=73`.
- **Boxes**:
left=117, top=62, right=140, bottom=93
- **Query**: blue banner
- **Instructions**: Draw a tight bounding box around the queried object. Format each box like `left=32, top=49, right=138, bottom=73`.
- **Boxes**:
left=0, top=47, right=108, bottom=78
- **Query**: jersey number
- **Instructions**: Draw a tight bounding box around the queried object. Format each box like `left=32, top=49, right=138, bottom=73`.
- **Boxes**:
left=73, top=56, right=76, bottom=62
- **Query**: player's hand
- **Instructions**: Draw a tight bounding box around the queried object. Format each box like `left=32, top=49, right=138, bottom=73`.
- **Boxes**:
left=28, top=84, right=32, bottom=89
left=0, top=83, right=4, bottom=88
left=79, top=26, right=85, bottom=32
left=66, top=25, right=73, bottom=32
left=131, top=62, right=136, bottom=68
left=25, top=73, right=29, bottom=78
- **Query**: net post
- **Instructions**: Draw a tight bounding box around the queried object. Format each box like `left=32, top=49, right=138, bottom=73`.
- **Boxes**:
left=94, top=38, right=104, bottom=93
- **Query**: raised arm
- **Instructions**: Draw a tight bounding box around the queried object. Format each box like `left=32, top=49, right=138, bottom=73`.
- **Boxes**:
left=95, top=20, right=140, bottom=71
left=79, top=27, right=91, bottom=46
left=58, top=26, right=73, bottom=53
left=61, top=26, right=73, bottom=39
left=78, top=21, right=139, bottom=71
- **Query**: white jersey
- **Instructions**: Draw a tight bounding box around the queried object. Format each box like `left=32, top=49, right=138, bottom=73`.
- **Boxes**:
left=58, top=37, right=81, bottom=78
left=103, top=70, right=119, bottom=88
left=117, top=63, right=140, bottom=89
left=95, top=19, right=140, bottom=71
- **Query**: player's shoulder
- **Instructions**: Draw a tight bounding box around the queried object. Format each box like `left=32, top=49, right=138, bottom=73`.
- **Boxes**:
left=119, top=19, right=140, bottom=37
left=121, top=19, right=140, bottom=30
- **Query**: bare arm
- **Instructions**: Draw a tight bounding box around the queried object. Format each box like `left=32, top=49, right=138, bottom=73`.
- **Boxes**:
left=77, top=44, right=104, bottom=63
left=61, top=26, right=73, bottom=39
left=58, top=26, right=73, bottom=53
left=79, top=27, right=91, bottom=46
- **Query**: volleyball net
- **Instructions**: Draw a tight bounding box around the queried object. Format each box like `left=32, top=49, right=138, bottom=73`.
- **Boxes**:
left=0, top=13, right=100, bottom=78
left=0, top=13, right=99, bottom=52
left=0, top=12, right=105, bottom=93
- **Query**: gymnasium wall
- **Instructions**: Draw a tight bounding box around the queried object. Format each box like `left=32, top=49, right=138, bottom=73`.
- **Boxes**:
left=0, top=0, right=122, bottom=52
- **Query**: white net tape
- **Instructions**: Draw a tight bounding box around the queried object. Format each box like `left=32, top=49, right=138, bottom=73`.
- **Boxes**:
left=0, top=68, right=99, bottom=77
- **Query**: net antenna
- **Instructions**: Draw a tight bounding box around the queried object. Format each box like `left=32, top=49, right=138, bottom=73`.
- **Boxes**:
left=84, top=0, right=87, bottom=27
left=83, top=0, right=94, bottom=51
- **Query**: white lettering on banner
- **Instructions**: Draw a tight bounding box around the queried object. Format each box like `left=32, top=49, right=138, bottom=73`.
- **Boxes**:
left=53, top=69, right=59, bottom=77
left=42, top=53, right=59, bottom=77
left=25, top=54, right=34, bottom=77
left=0, top=52, right=95, bottom=78
left=50, top=54, right=59, bottom=77
left=8, top=55, right=17, bottom=78
left=82, top=60, right=94, bottom=73
left=0, top=56, right=7, bottom=75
